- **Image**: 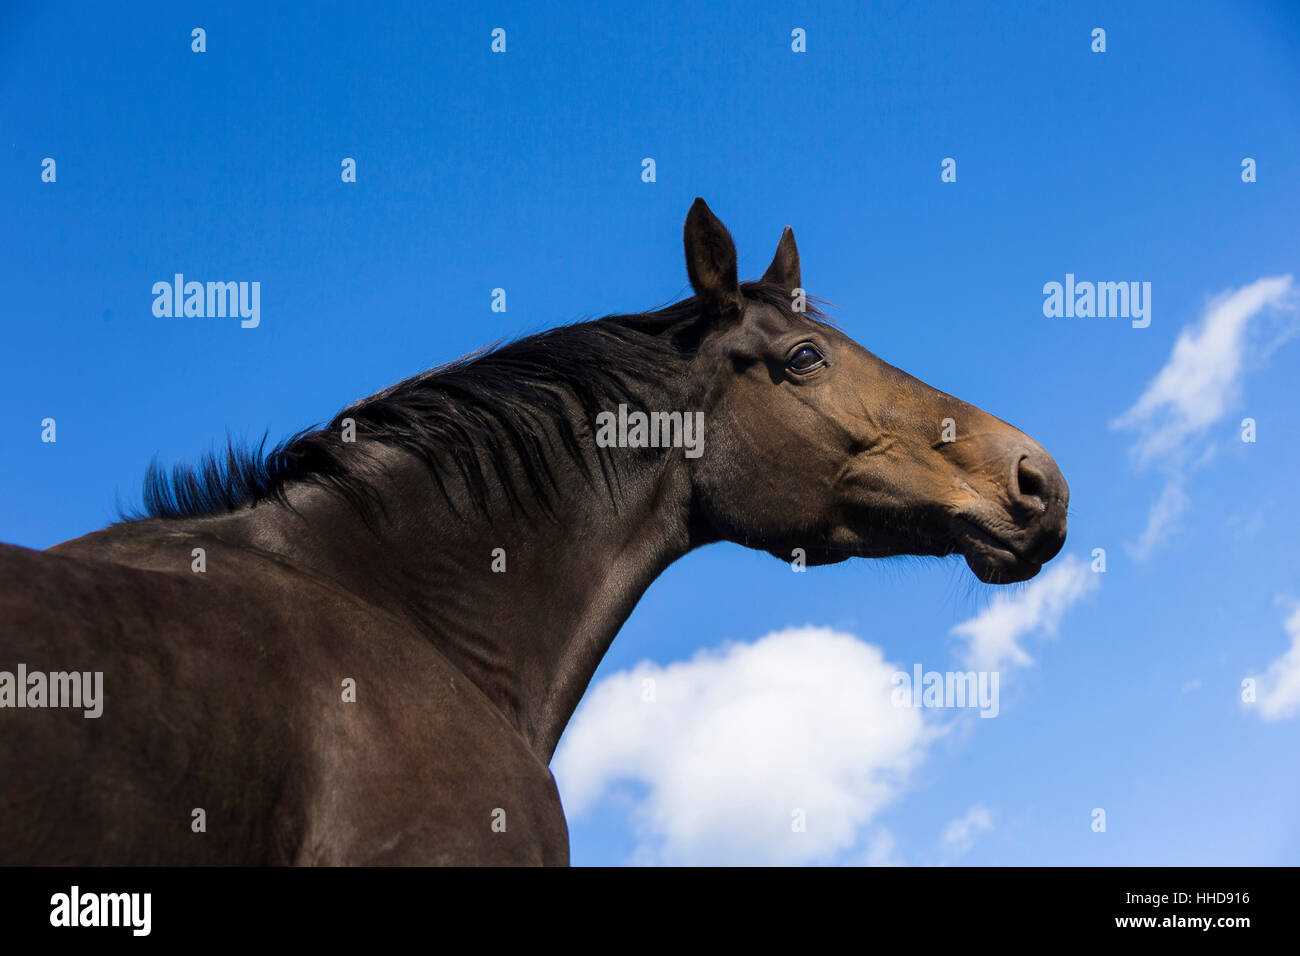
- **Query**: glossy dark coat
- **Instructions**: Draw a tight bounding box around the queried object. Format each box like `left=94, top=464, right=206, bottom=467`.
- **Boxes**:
left=0, top=200, right=1067, bottom=864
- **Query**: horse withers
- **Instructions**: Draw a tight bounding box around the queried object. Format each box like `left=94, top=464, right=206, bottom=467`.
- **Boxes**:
left=0, top=199, right=1066, bottom=864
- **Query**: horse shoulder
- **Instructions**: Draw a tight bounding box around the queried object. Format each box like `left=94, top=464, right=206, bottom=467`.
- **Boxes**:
left=295, top=636, right=570, bottom=866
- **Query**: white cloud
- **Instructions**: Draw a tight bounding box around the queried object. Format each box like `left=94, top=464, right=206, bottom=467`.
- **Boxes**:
left=1248, top=604, right=1300, bottom=722
left=861, top=828, right=903, bottom=866
left=939, top=805, right=994, bottom=862
left=1113, top=275, right=1296, bottom=558
left=1113, top=275, right=1295, bottom=467
left=950, top=554, right=1099, bottom=672
left=1126, top=478, right=1188, bottom=561
left=552, top=626, right=934, bottom=865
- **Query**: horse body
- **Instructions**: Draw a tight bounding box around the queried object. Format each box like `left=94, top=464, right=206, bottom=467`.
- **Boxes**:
left=0, top=200, right=1069, bottom=864
left=2, top=521, right=570, bottom=864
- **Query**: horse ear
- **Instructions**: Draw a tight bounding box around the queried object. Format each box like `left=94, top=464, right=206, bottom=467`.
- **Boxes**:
left=684, top=198, right=742, bottom=316
left=761, top=226, right=801, bottom=291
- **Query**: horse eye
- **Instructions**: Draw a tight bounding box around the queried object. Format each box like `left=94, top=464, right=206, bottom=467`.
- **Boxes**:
left=787, top=344, right=825, bottom=373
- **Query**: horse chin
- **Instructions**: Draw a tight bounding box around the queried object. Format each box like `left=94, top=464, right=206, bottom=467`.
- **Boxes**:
left=947, top=512, right=1044, bottom=584
left=962, top=547, right=1042, bottom=584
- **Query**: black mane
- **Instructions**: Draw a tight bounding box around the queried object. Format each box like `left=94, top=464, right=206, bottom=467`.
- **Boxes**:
left=133, top=282, right=825, bottom=522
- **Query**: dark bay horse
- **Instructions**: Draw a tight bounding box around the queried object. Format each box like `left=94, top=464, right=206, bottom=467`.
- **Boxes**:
left=0, top=199, right=1067, bottom=865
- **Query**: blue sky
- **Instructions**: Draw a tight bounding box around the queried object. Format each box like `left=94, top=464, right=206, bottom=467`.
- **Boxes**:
left=3, top=1, right=1298, bottom=864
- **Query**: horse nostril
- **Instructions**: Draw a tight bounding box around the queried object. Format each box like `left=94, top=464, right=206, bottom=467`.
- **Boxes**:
left=1004, top=448, right=1069, bottom=563
left=1013, top=455, right=1051, bottom=512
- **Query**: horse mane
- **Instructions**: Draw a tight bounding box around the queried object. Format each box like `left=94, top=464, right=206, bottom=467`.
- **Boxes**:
left=130, top=282, right=826, bottom=523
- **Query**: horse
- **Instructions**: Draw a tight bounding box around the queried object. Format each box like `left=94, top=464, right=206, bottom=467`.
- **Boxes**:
left=0, top=199, right=1067, bottom=865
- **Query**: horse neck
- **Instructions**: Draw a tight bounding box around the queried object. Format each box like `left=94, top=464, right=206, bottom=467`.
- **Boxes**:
left=236, top=438, right=699, bottom=763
